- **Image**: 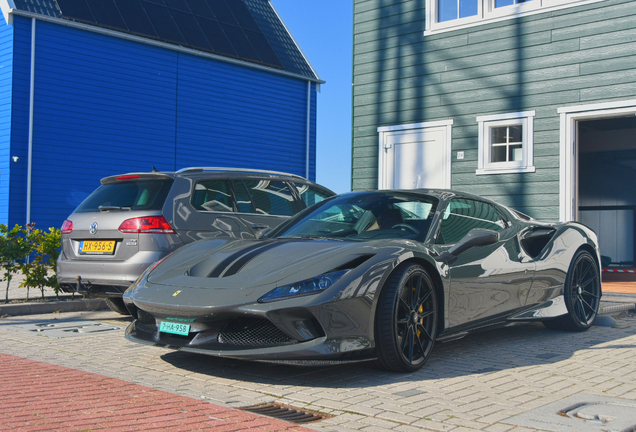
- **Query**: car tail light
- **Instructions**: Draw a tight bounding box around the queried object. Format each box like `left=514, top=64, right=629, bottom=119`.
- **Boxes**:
left=115, top=175, right=141, bottom=181
left=61, top=220, right=73, bottom=234
left=118, top=216, right=175, bottom=234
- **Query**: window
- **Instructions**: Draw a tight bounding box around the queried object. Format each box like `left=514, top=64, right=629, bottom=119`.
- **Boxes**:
left=436, top=198, right=505, bottom=244
left=277, top=193, right=439, bottom=242
left=477, top=111, right=535, bottom=175
left=191, top=180, right=234, bottom=212
left=438, top=0, right=479, bottom=22
left=244, top=180, right=297, bottom=217
left=75, top=179, right=173, bottom=213
left=231, top=181, right=254, bottom=213
left=427, top=0, right=602, bottom=34
left=292, top=183, right=332, bottom=207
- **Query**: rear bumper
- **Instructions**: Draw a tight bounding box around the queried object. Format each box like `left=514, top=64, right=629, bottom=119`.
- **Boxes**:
left=57, top=250, right=171, bottom=297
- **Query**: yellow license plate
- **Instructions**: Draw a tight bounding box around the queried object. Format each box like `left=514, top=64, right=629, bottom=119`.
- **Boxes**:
left=79, top=240, right=116, bottom=254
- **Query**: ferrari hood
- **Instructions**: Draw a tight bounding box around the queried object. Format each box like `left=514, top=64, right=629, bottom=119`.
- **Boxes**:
left=146, top=237, right=383, bottom=291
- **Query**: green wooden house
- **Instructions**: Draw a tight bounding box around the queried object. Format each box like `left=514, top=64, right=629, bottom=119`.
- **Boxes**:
left=353, top=0, right=636, bottom=265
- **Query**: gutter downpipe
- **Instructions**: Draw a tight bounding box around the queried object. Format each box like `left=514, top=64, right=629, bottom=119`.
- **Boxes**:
left=26, top=18, right=35, bottom=226
left=305, top=81, right=311, bottom=180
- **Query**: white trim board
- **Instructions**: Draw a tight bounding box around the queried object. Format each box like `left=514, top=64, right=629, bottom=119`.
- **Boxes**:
left=476, top=111, right=535, bottom=122
left=476, top=111, right=536, bottom=175
left=559, top=100, right=636, bottom=221
left=377, top=119, right=454, bottom=133
left=424, top=0, right=606, bottom=36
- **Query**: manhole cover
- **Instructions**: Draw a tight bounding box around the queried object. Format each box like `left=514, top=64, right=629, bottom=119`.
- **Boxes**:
left=504, top=395, right=636, bottom=432
left=5, top=320, right=120, bottom=338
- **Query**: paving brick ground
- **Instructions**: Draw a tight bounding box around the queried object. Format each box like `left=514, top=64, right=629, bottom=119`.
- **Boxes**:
left=1, top=310, right=636, bottom=431
left=0, top=352, right=311, bottom=432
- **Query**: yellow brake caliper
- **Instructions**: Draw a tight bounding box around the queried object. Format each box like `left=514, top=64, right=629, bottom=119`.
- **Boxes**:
left=415, top=286, right=423, bottom=340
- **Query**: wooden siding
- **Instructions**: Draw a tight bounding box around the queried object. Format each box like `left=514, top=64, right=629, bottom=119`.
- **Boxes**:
left=6, top=17, right=316, bottom=230
left=352, top=0, right=636, bottom=220
left=0, top=19, right=12, bottom=225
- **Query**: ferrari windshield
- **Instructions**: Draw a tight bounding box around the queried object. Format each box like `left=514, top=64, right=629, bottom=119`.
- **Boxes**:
left=275, top=192, right=439, bottom=242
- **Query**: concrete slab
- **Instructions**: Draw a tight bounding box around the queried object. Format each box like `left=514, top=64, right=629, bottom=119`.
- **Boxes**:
left=4, top=319, right=120, bottom=337
left=503, top=394, right=636, bottom=432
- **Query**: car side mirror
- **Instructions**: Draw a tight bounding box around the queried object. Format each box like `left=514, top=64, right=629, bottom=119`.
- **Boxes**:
left=434, top=228, right=500, bottom=264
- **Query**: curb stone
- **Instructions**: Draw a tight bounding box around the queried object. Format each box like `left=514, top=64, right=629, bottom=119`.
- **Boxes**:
left=599, top=301, right=636, bottom=314
left=0, top=298, right=108, bottom=316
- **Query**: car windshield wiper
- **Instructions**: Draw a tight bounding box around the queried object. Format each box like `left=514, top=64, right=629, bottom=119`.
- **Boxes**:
left=98, top=205, right=132, bottom=212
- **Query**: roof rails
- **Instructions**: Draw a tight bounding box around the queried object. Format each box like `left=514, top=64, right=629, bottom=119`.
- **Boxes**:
left=176, top=167, right=306, bottom=180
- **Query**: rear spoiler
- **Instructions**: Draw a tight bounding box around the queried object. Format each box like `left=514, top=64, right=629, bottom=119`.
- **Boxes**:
left=101, top=173, right=174, bottom=184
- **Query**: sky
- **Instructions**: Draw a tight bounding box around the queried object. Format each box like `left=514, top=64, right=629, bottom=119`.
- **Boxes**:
left=270, top=1, right=353, bottom=194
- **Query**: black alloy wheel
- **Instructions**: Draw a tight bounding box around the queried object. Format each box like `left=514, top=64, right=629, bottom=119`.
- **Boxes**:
left=544, top=250, right=601, bottom=332
left=375, top=264, right=438, bottom=372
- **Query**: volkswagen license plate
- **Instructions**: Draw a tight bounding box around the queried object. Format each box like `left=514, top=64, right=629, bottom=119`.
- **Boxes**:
left=79, top=240, right=115, bottom=255
left=159, top=321, right=190, bottom=336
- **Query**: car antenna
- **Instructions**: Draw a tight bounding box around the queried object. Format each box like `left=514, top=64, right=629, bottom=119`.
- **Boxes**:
left=152, top=166, right=158, bottom=172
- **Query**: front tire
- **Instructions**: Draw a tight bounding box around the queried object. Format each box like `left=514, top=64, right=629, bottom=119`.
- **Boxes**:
left=543, top=250, right=601, bottom=332
left=105, top=297, right=131, bottom=315
left=375, top=264, right=438, bottom=372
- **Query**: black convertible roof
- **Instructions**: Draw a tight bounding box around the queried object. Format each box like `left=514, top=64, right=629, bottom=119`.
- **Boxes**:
left=10, top=0, right=319, bottom=81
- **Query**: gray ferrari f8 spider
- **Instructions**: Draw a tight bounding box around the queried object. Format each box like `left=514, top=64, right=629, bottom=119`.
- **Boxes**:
left=123, top=190, right=602, bottom=372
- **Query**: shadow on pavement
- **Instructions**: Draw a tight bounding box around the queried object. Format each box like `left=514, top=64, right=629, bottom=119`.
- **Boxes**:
left=158, top=320, right=634, bottom=388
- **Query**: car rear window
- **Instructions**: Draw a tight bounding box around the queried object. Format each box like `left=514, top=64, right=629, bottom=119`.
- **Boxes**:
left=74, top=179, right=174, bottom=213
left=191, top=180, right=234, bottom=212
left=244, top=180, right=297, bottom=216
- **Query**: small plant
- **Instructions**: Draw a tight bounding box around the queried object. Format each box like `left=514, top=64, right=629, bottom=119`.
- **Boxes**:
left=0, top=223, right=61, bottom=302
left=0, top=224, right=33, bottom=303
left=20, top=224, right=61, bottom=299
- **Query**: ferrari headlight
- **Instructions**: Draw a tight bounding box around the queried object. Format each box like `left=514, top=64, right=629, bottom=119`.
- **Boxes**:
left=259, top=270, right=349, bottom=303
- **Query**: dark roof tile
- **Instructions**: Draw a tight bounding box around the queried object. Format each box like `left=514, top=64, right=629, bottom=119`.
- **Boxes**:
left=10, top=0, right=317, bottom=80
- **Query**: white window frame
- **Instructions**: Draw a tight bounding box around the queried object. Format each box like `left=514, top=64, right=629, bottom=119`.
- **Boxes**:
left=558, top=99, right=636, bottom=222
left=476, top=111, right=535, bottom=175
left=425, top=0, right=606, bottom=35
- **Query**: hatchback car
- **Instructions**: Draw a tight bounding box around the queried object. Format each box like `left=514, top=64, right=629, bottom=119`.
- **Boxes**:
left=57, top=167, right=334, bottom=314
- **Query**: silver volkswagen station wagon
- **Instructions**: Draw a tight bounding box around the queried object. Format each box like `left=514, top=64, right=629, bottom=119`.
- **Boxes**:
left=57, top=167, right=335, bottom=314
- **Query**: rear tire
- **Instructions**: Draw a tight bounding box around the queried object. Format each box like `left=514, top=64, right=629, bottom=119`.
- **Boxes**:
left=105, top=297, right=131, bottom=315
left=543, top=250, right=601, bottom=332
left=374, top=264, right=438, bottom=372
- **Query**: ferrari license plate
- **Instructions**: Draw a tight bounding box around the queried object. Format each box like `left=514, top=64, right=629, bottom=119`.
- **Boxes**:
left=159, top=321, right=190, bottom=336
left=79, top=240, right=116, bottom=255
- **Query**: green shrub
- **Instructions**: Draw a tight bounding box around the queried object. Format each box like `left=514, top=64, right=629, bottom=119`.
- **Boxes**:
left=0, top=224, right=33, bottom=303
left=21, top=224, right=61, bottom=299
left=0, top=223, right=61, bottom=302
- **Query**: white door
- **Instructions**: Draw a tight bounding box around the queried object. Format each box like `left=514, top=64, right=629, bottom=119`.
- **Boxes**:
left=380, top=126, right=450, bottom=190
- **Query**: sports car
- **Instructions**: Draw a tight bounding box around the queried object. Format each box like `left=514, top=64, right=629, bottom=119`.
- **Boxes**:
left=123, top=189, right=602, bottom=372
